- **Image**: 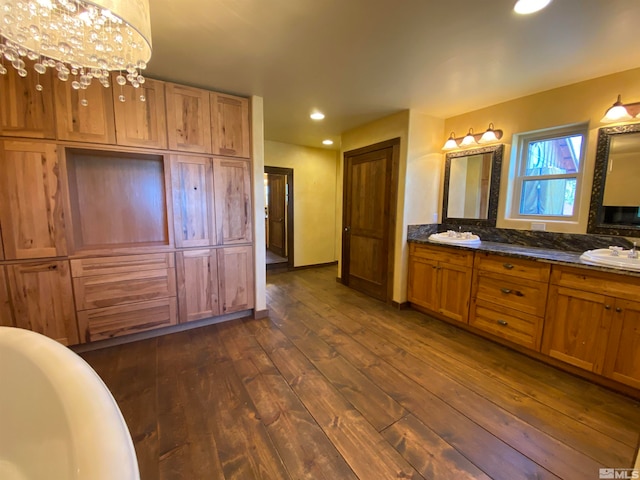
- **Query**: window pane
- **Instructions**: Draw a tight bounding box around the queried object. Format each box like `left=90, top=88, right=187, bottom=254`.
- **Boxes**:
left=525, top=135, right=582, bottom=175
left=519, top=178, right=577, bottom=216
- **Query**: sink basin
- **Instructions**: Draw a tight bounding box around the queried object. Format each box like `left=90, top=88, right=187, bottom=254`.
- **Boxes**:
left=580, top=248, right=640, bottom=271
left=429, top=231, right=481, bottom=245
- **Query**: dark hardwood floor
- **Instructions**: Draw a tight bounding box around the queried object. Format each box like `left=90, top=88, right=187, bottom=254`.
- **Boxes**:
left=81, top=266, right=640, bottom=480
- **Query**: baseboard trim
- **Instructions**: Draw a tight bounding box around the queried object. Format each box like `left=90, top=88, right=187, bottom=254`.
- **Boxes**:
left=293, top=261, right=338, bottom=271
left=253, top=308, right=269, bottom=319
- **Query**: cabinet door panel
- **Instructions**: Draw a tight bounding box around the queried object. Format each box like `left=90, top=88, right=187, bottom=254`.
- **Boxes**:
left=217, top=246, right=254, bottom=313
left=176, top=249, right=219, bottom=322
left=0, top=66, right=55, bottom=138
left=603, top=299, right=640, bottom=389
left=165, top=84, right=211, bottom=153
left=438, top=264, right=472, bottom=324
left=55, top=80, right=115, bottom=144
left=113, top=77, right=168, bottom=149
left=0, top=266, right=14, bottom=327
left=407, top=255, right=438, bottom=311
left=0, top=141, right=67, bottom=259
left=7, top=261, right=78, bottom=345
left=171, top=155, right=216, bottom=248
left=542, top=286, right=612, bottom=373
left=213, top=157, right=252, bottom=244
left=211, top=92, right=250, bottom=158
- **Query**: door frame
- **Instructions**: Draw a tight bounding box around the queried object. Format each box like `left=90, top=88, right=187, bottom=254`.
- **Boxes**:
left=265, top=166, right=294, bottom=269
left=341, top=138, right=400, bottom=303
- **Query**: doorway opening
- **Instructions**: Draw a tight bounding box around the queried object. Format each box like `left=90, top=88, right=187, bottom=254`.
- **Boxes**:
left=264, top=166, right=294, bottom=270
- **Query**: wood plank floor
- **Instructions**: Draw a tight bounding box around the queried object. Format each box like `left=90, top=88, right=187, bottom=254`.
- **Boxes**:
left=81, top=266, right=640, bottom=480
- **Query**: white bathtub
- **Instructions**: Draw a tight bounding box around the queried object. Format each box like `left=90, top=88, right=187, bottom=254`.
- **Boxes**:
left=0, top=327, right=139, bottom=480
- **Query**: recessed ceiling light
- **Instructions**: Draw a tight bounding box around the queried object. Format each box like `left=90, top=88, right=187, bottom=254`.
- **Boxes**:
left=514, top=0, right=552, bottom=14
left=322, top=139, right=334, bottom=145
left=310, top=112, right=325, bottom=120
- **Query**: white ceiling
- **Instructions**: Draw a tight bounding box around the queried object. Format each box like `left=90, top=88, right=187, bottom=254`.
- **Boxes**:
left=145, top=0, right=640, bottom=149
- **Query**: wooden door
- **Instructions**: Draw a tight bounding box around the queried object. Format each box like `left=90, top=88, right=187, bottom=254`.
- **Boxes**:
left=407, top=255, right=438, bottom=311
left=0, top=266, right=14, bottom=327
left=176, top=249, right=220, bottom=322
left=342, top=139, right=398, bottom=301
left=0, top=65, right=55, bottom=138
left=54, top=80, right=116, bottom=144
left=171, top=155, right=216, bottom=248
left=267, top=173, right=286, bottom=257
left=211, top=92, right=250, bottom=158
left=438, top=263, right=472, bottom=323
left=603, top=299, right=640, bottom=389
left=0, top=141, right=67, bottom=259
left=213, top=157, right=252, bottom=244
left=217, top=246, right=254, bottom=314
left=165, top=83, right=212, bottom=154
left=7, top=260, right=79, bottom=345
left=541, top=286, right=613, bottom=374
left=113, top=77, right=168, bottom=149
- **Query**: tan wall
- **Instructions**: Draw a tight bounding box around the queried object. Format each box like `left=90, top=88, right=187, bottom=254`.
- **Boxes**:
left=444, top=67, right=640, bottom=233
left=264, top=140, right=338, bottom=267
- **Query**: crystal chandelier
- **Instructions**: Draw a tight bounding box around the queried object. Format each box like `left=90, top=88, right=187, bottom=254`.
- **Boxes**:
left=0, top=0, right=152, bottom=104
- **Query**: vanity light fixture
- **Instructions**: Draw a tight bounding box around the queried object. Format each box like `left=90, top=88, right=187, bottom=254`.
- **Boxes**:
left=514, top=0, right=552, bottom=15
left=601, top=94, right=640, bottom=123
left=442, top=124, right=503, bottom=150
left=310, top=112, right=325, bottom=120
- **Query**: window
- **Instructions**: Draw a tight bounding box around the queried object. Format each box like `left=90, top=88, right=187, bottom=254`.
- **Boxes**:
left=512, top=124, right=587, bottom=220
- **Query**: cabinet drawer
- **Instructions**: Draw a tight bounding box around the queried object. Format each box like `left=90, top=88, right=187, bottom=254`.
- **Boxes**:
left=474, top=253, right=550, bottom=282
left=474, top=270, right=548, bottom=317
left=551, top=265, right=640, bottom=302
left=409, top=243, right=473, bottom=267
left=73, top=268, right=176, bottom=310
left=70, top=253, right=175, bottom=277
left=469, top=299, right=543, bottom=350
left=77, top=297, right=177, bottom=342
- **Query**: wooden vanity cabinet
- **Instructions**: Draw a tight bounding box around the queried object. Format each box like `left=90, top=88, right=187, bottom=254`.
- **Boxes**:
left=0, top=141, right=68, bottom=259
left=165, top=83, right=212, bottom=154
left=211, top=92, right=250, bottom=158
left=213, top=157, right=253, bottom=244
left=470, top=253, right=549, bottom=350
left=113, top=77, right=168, bottom=149
left=0, top=66, right=56, bottom=139
left=54, top=80, right=116, bottom=144
left=0, top=266, right=14, bottom=327
left=217, top=246, right=255, bottom=314
left=407, top=244, right=473, bottom=324
left=6, top=260, right=78, bottom=345
left=603, top=299, right=640, bottom=389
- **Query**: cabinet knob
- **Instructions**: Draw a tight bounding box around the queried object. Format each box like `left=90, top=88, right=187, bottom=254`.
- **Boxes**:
left=500, top=288, right=512, bottom=294
left=616, top=307, right=622, bottom=313
left=497, top=319, right=508, bottom=326
left=604, top=305, right=611, bottom=310
left=503, top=263, right=514, bottom=270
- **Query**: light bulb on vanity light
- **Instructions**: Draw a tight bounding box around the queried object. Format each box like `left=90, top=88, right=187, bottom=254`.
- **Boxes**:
left=460, top=129, right=478, bottom=147
left=601, top=95, right=633, bottom=123
left=479, top=123, right=503, bottom=144
left=442, top=132, right=459, bottom=150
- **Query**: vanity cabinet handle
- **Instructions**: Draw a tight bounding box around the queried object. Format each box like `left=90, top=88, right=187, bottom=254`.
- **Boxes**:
left=503, top=263, right=514, bottom=270
left=605, top=305, right=611, bottom=310
left=497, top=319, right=508, bottom=326
left=501, top=288, right=512, bottom=294
left=616, top=307, right=622, bottom=313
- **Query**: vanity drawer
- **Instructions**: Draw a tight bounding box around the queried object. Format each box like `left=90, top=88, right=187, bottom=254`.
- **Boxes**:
left=474, top=252, right=550, bottom=282
left=469, top=298, right=543, bottom=351
left=70, top=253, right=175, bottom=277
left=551, top=265, right=640, bottom=302
left=473, top=270, right=548, bottom=317
left=409, top=243, right=474, bottom=267
left=77, top=297, right=178, bottom=342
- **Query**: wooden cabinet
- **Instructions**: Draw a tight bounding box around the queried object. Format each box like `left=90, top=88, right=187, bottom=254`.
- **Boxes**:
left=171, top=155, right=217, bottom=248
left=604, top=299, right=640, bottom=389
left=165, top=83, right=212, bottom=154
left=0, top=266, right=14, bottom=327
left=0, top=66, right=56, bottom=138
left=470, top=253, right=549, bottom=350
left=217, top=246, right=255, bottom=314
left=6, top=260, right=78, bottom=345
left=71, top=253, right=177, bottom=342
left=0, top=141, right=67, bottom=259
left=54, top=80, right=116, bottom=144
left=407, top=244, right=473, bottom=323
left=113, top=77, right=168, bottom=149
left=211, top=92, right=250, bottom=158
left=176, top=249, right=220, bottom=322
left=213, top=157, right=253, bottom=244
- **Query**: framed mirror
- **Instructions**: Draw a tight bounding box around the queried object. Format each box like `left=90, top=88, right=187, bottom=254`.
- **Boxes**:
left=442, top=144, right=503, bottom=227
left=588, top=123, right=640, bottom=236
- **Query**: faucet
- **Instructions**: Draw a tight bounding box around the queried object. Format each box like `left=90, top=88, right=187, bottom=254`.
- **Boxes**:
left=629, top=242, right=638, bottom=259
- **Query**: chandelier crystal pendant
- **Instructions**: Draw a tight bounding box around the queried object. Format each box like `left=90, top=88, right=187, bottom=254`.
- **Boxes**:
left=0, top=0, right=152, bottom=104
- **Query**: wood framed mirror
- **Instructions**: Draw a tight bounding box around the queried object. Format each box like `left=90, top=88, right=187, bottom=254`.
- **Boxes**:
left=588, top=123, right=640, bottom=236
left=441, top=144, right=503, bottom=227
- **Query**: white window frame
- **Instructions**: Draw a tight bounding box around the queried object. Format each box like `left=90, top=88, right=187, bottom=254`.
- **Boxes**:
left=510, top=123, right=588, bottom=222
